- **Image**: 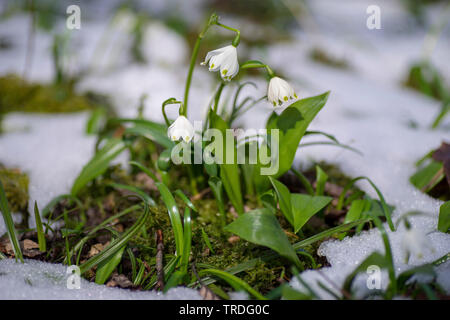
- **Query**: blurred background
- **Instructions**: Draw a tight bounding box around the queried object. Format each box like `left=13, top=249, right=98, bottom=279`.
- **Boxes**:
left=0, top=0, right=449, bottom=217
left=0, top=0, right=448, bottom=122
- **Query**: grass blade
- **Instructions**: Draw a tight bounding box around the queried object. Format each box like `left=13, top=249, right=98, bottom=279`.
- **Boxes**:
left=0, top=179, right=23, bottom=262
left=79, top=203, right=149, bottom=274
left=336, top=176, right=394, bottom=231
left=198, top=269, right=267, bottom=300
left=71, top=138, right=127, bottom=196
left=108, top=183, right=156, bottom=207
left=156, top=182, right=184, bottom=257
left=181, top=208, right=192, bottom=274
left=34, top=201, right=46, bottom=252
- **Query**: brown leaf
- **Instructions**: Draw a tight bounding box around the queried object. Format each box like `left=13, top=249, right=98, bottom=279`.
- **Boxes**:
left=88, top=243, right=106, bottom=257
left=227, top=235, right=240, bottom=244
left=199, top=286, right=220, bottom=300
left=106, top=273, right=133, bottom=289
left=432, top=142, right=450, bottom=187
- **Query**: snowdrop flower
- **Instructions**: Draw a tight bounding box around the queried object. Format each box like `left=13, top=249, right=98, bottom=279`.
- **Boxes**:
left=167, top=116, right=194, bottom=143
left=401, top=228, right=433, bottom=262
left=267, top=76, right=298, bottom=106
left=201, top=45, right=239, bottom=81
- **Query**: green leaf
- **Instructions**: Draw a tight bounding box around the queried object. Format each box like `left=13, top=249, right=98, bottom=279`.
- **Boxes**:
left=315, top=165, right=328, bottom=196
left=0, top=179, right=23, bottom=262
left=259, top=190, right=277, bottom=214
left=71, top=138, right=127, bottom=196
left=343, top=251, right=389, bottom=292
left=266, top=92, right=330, bottom=178
left=336, top=176, right=395, bottom=231
left=129, top=161, right=159, bottom=182
left=174, top=189, right=197, bottom=213
left=438, top=201, right=450, bottom=233
left=34, top=201, right=46, bottom=252
left=156, top=182, right=184, bottom=257
left=164, top=270, right=187, bottom=293
left=269, top=177, right=293, bottom=226
left=79, top=203, right=149, bottom=274
left=208, top=177, right=226, bottom=224
left=281, top=284, right=313, bottom=300
left=224, top=208, right=301, bottom=268
left=201, top=227, right=215, bottom=254
left=157, top=149, right=172, bottom=171
left=410, top=160, right=444, bottom=193
left=108, top=183, right=156, bottom=207
left=42, top=194, right=83, bottom=218
left=240, top=60, right=267, bottom=70
left=344, top=199, right=371, bottom=224
left=293, top=218, right=372, bottom=250
left=95, top=244, right=126, bottom=284
left=66, top=204, right=141, bottom=265
left=116, top=118, right=173, bottom=149
left=291, top=168, right=314, bottom=196
left=181, top=208, right=192, bottom=274
left=86, top=108, right=106, bottom=135
left=209, top=111, right=244, bottom=215
left=397, top=264, right=435, bottom=290
left=198, top=268, right=267, bottom=300
left=291, top=194, right=332, bottom=233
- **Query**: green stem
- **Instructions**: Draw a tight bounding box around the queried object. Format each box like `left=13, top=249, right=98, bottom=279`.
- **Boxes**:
left=183, top=14, right=218, bottom=115
left=216, top=22, right=240, bottom=46
left=213, top=82, right=226, bottom=114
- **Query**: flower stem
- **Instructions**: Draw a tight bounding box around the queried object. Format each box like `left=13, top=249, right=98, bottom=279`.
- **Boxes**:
left=183, top=14, right=218, bottom=116
left=215, top=22, right=241, bottom=46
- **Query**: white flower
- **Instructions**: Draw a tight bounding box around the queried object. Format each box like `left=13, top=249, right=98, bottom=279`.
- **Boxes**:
left=267, top=76, right=298, bottom=106
left=401, top=228, right=433, bottom=262
left=167, top=116, right=194, bottom=143
left=201, top=45, right=239, bottom=81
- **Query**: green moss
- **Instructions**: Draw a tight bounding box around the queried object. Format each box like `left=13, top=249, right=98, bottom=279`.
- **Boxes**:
left=0, top=164, right=29, bottom=213
left=0, top=74, right=93, bottom=114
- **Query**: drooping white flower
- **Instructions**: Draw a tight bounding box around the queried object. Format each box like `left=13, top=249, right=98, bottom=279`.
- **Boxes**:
left=201, top=45, right=239, bottom=81
left=167, top=116, right=194, bottom=143
left=401, top=228, right=433, bottom=262
left=267, top=76, right=298, bottom=106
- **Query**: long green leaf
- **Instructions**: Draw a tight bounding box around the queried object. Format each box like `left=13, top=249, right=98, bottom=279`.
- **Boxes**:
left=344, top=199, right=371, bottom=224
left=79, top=203, right=149, bottom=274
left=156, top=182, right=184, bottom=257
left=315, top=165, right=328, bottom=196
left=95, top=244, right=126, bottom=284
left=108, top=183, right=156, bottom=207
left=336, top=176, right=395, bottom=231
left=181, top=208, right=192, bottom=274
left=343, top=251, right=388, bottom=293
left=114, top=118, right=173, bottom=149
left=0, top=179, right=23, bottom=262
left=129, top=160, right=159, bottom=182
left=71, top=138, right=127, bottom=195
left=198, top=269, right=267, bottom=300
left=66, top=204, right=141, bottom=264
left=438, top=201, right=450, bottom=233
left=224, top=208, right=301, bottom=268
left=410, top=160, right=444, bottom=193
left=209, top=110, right=244, bottom=215
left=34, top=201, right=46, bottom=252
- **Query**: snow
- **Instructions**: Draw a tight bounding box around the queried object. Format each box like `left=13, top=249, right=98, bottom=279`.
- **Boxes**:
left=0, top=0, right=449, bottom=299
left=0, top=259, right=201, bottom=299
